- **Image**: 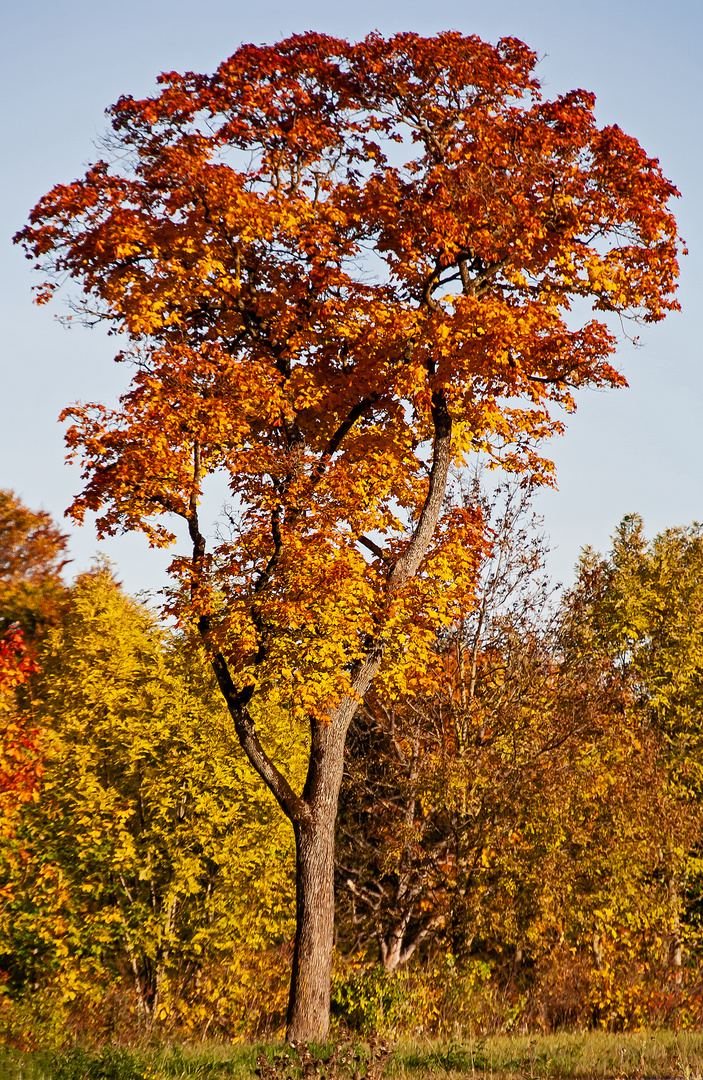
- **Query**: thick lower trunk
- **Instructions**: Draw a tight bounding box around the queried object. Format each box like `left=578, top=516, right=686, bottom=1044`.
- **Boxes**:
left=287, top=815, right=336, bottom=1040
left=286, top=713, right=350, bottom=1042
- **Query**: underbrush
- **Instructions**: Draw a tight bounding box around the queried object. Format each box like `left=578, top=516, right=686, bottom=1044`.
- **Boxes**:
left=2, top=946, right=703, bottom=1053
left=330, top=950, right=703, bottom=1037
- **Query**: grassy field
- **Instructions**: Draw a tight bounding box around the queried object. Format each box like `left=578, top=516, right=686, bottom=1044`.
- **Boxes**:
left=4, top=1032, right=703, bottom=1080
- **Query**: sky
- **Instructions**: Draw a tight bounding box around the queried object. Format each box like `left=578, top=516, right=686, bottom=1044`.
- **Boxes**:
left=2, top=0, right=702, bottom=596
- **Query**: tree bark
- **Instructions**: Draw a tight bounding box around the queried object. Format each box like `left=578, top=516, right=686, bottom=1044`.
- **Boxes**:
left=287, top=713, right=349, bottom=1041
left=287, top=814, right=337, bottom=1040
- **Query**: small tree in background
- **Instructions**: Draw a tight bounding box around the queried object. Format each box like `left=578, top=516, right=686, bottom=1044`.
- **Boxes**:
left=0, top=490, right=69, bottom=642
left=569, top=517, right=703, bottom=975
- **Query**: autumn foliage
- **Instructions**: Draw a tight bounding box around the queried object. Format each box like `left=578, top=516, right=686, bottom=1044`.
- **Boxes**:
left=0, top=489, right=69, bottom=642
left=0, top=568, right=302, bottom=1042
left=0, top=625, right=41, bottom=839
left=15, top=31, right=682, bottom=1039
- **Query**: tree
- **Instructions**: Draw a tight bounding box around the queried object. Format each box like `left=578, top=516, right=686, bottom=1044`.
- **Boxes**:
left=336, top=480, right=558, bottom=971
left=581, top=516, right=703, bottom=779
left=0, top=493, right=68, bottom=853
left=0, top=490, right=69, bottom=642
left=16, top=31, right=681, bottom=1038
left=336, top=501, right=696, bottom=1030
left=568, top=517, right=703, bottom=973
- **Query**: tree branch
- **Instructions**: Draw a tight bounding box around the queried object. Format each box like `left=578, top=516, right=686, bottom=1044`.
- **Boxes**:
left=183, top=444, right=309, bottom=826
left=358, top=534, right=387, bottom=561
left=208, top=649, right=311, bottom=825
left=311, top=393, right=380, bottom=489
left=324, top=388, right=453, bottom=726
left=397, top=914, right=446, bottom=966
left=389, top=389, right=453, bottom=587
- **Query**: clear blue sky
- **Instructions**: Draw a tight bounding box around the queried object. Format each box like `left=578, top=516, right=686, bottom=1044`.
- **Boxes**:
left=2, top=0, right=702, bottom=595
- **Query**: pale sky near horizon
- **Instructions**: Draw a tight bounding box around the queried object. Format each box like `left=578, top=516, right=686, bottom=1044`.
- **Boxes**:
left=2, top=0, right=702, bottom=597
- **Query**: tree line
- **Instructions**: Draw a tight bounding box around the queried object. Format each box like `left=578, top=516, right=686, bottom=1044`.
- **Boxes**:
left=1, top=486, right=702, bottom=1044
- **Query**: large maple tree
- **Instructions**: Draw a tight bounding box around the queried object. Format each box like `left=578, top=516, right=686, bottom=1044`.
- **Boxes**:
left=17, top=32, right=681, bottom=1039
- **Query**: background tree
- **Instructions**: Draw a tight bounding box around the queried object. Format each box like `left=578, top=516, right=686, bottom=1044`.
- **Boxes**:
left=0, top=567, right=306, bottom=1042
left=336, top=480, right=557, bottom=970
left=0, top=490, right=69, bottom=643
left=567, top=516, right=703, bottom=973
left=336, top=499, right=699, bottom=1031
left=0, top=492, right=67, bottom=863
left=17, top=31, right=682, bottom=1039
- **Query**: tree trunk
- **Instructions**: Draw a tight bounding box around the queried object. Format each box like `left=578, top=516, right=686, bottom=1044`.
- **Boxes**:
left=379, top=927, right=406, bottom=974
left=287, top=814, right=337, bottom=1040
left=669, top=874, right=683, bottom=977
left=286, top=714, right=350, bottom=1041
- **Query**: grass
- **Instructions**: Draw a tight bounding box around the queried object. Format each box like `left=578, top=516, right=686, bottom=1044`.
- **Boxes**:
left=4, top=1032, right=703, bottom=1080
left=0, top=1045, right=258, bottom=1080
left=393, top=1031, right=703, bottom=1077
